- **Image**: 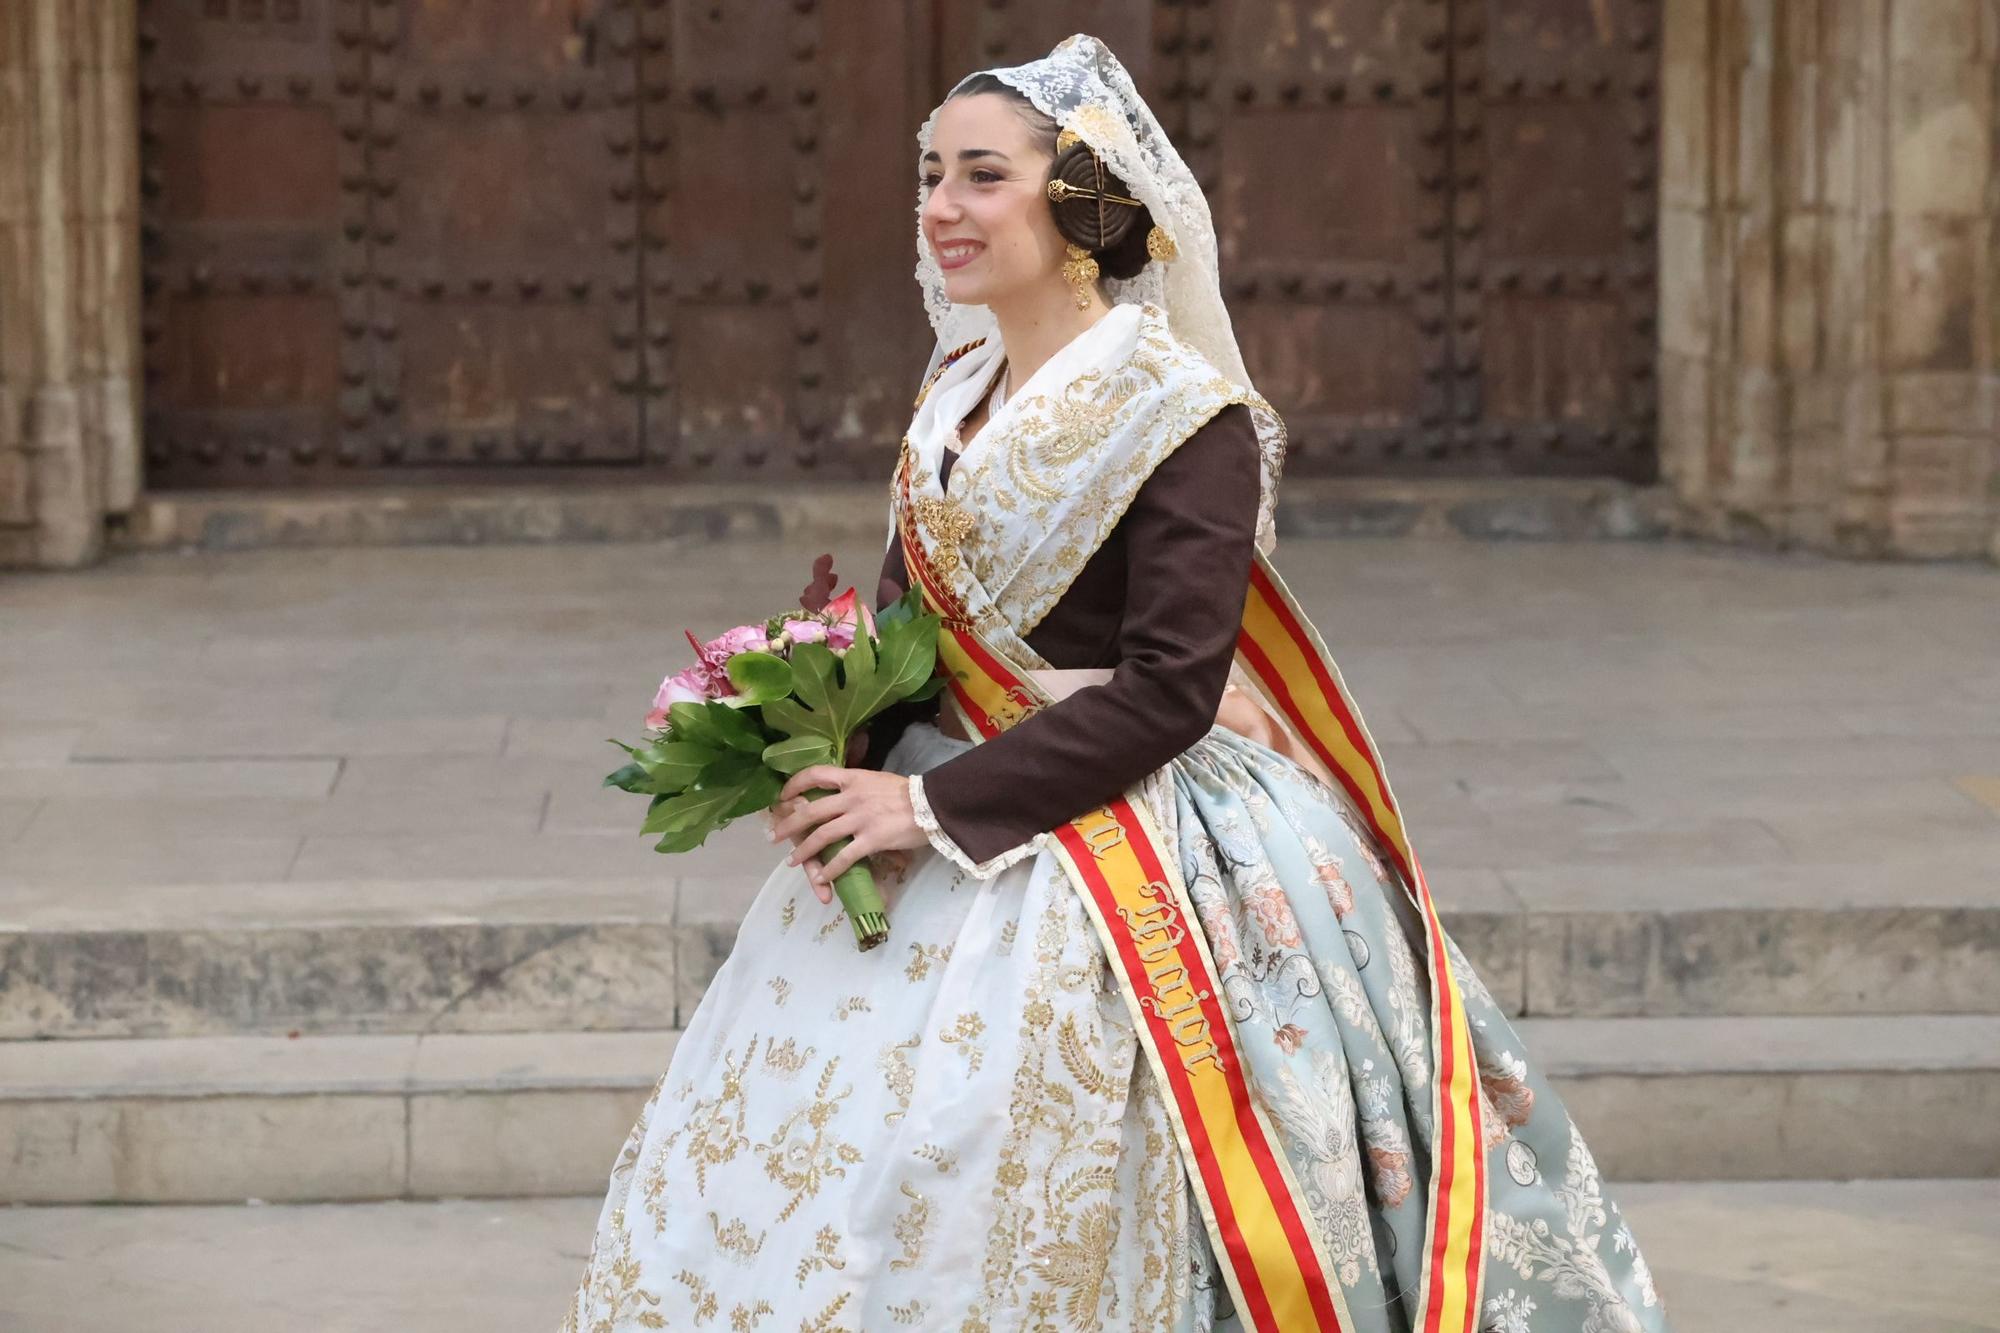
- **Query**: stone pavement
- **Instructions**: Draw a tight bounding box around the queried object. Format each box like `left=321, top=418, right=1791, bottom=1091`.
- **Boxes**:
left=4, top=534, right=1996, bottom=894
left=1, top=1181, right=1995, bottom=1332
left=1, top=535, right=1998, bottom=1197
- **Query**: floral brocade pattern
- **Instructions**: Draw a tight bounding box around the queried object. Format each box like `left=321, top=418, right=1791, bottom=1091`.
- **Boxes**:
left=562, top=720, right=1668, bottom=1332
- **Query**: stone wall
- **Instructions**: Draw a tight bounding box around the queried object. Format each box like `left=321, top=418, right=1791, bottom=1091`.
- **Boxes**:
left=1661, top=0, right=2000, bottom=561
left=0, top=0, right=139, bottom=570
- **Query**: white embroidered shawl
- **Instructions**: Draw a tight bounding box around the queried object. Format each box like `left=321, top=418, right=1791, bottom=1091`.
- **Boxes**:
left=895, top=301, right=1285, bottom=669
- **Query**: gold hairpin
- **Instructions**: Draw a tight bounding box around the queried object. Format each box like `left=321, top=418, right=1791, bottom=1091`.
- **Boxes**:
left=1045, top=178, right=1143, bottom=208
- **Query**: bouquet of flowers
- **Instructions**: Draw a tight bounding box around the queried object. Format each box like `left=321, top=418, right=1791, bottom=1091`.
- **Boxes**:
left=605, top=555, right=943, bottom=950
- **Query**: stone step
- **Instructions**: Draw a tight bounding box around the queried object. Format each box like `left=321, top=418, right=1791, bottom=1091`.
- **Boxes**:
left=111, top=477, right=1671, bottom=554
left=3, top=865, right=1994, bottom=1040
left=0, top=1029, right=681, bottom=1204
left=2, top=1016, right=1993, bottom=1203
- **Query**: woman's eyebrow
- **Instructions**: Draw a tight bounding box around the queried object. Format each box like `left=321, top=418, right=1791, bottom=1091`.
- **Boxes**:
left=920, top=149, right=1013, bottom=164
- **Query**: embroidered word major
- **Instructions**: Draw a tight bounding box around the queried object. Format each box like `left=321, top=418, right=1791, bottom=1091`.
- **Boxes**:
left=1122, top=879, right=1224, bottom=1075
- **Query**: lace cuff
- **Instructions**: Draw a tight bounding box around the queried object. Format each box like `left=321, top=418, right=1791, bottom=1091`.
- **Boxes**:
left=907, top=773, right=1042, bottom=880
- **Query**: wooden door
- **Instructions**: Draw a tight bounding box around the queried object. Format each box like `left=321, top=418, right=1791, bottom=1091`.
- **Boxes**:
left=140, top=0, right=653, bottom=485
left=139, top=0, right=1659, bottom=489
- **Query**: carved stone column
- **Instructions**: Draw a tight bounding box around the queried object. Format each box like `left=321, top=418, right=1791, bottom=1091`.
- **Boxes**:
left=1661, top=0, right=2000, bottom=560
left=0, top=0, right=140, bottom=569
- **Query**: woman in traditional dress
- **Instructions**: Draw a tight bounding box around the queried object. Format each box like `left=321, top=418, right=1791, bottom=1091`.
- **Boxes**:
left=564, top=35, right=1669, bottom=1333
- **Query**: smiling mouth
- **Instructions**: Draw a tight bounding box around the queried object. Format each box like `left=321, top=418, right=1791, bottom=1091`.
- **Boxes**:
left=937, top=241, right=984, bottom=263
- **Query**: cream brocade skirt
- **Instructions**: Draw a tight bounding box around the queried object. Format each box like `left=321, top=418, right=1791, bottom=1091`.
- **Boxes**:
left=561, top=719, right=1670, bottom=1333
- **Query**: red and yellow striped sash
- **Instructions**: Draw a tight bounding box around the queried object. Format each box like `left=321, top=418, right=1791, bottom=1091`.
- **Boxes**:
left=1236, top=559, right=1487, bottom=1333
left=893, top=442, right=1486, bottom=1333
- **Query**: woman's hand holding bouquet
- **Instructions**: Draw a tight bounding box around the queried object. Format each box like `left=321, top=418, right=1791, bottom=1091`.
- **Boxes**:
left=605, top=555, right=942, bottom=950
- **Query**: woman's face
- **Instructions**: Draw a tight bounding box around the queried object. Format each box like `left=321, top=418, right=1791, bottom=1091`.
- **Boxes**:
left=920, top=93, right=1064, bottom=309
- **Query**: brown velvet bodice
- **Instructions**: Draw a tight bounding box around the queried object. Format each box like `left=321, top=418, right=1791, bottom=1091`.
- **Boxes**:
left=859, top=402, right=1261, bottom=864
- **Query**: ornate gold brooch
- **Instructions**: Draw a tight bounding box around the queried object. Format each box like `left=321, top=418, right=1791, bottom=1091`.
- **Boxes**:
left=912, top=495, right=974, bottom=578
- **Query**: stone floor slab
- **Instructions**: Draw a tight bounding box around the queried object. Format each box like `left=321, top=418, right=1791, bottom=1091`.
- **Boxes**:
left=0, top=798, right=40, bottom=842
left=69, top=717, right=510, bottom=762
left=0, top=1183, right=1995, bottom=1331
left=0, top=835, right=306, bottom=887
left=0, top=723, right=81, bottom=765
left=287, top=831, right=672, bottom=882
left=0, top=758, right=339, bottom=801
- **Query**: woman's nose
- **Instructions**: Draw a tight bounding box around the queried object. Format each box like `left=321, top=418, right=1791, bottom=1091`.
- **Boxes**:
left=921, top=184, right=959, bottom=224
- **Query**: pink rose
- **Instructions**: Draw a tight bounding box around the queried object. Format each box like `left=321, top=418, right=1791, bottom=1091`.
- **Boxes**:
left=703, top=624, right=770, bottom=659
left=653, top=666, right=711, bottom=710
left=823, top=586, right=875, bottom=638
left=780, top=618, right=829, bottom=646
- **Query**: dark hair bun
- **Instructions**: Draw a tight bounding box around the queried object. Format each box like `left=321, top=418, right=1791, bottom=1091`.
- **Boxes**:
left=1048, top=143, right=1156, bottom=282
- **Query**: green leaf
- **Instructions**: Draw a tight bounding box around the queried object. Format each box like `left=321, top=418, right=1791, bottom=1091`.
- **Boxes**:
left=603, top=761, right=652, bottom=793
left=640, top=782, right=742, bottom=837
left=825, top=626, right=876, bottom=739
left=762, top=734, right=836, bottom=775
left=758, top=695, right=831, bottom=743
left=665, top=701, right=730, bottom=749
left=725, top=650, right=794, bottom=706
left=636, top=739, right=719, bottom=791
left=722, top=767, right=784, bottom=820
left=638, top=764, right=781, bottom=848
left=653, top=825, right=713, bottom=853
left=819, top=613, right=935, bottom=729
left=700, top=700, right=769, bottom=755
left=872, top=584, right=928, bottom=631
left=714, top=743, right=767, bottom=778
left=870, top=613, right=942, bottom=705
left=789, top=643, right=839, bottom=714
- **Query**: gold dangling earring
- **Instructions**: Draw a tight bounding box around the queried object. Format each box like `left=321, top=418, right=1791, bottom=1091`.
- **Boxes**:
left=1061, top=242, right=1099, bottom=310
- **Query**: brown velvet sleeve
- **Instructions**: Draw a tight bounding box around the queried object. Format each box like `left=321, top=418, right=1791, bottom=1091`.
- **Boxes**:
left=916, top=404, right=1262, bottom=865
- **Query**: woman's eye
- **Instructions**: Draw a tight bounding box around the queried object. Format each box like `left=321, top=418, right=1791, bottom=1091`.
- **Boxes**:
left=918, top=170, right=1000, bottom=189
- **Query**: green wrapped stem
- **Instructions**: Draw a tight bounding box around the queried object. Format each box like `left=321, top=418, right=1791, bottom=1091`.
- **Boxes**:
left=804, top=786, right=890, bottom=951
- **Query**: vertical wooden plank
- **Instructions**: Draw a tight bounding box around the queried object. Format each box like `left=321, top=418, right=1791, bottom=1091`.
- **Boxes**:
left=1209, top=0, right=1453, bottom=474
left=371, top=0, right=643, bottom=471
left=816, top=0, right=931, bottom=476
left=137, top=0, right=359, bottom=485
left=1451, top=0, right=1662, bottom=477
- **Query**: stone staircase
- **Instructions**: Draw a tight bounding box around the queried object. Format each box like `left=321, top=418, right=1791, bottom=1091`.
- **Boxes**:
left=5, top=850, right=1997, bottom=1203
